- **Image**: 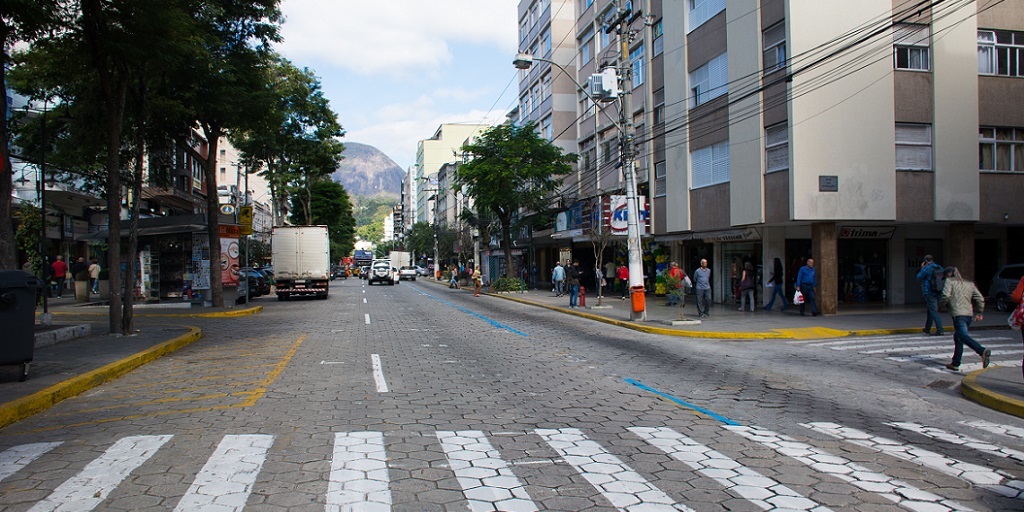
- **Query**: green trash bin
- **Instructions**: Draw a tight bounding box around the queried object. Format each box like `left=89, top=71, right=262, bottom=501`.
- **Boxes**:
left=0, top=270, right=41, bottom=381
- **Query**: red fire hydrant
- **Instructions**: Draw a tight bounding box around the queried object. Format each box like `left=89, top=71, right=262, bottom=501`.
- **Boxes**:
left=579, top=286, right=586, bottom=308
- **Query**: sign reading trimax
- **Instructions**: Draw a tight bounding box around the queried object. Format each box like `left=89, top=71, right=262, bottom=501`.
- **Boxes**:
left=606, top=195, right=651, bottom=236
left=839, top=226, right=896, bottom=239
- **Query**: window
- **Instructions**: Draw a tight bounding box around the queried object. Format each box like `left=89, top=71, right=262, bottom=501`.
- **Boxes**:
left=688, top=0, right=725, bottom=33
left=581, top=0, right=593, bottom=11
left=541, top=73, right=552, bottom=101
left=579, top=27, right=594, bottom=65
left=541, top=28, right=552, bottom=56
left=654, top=161, right=667, bottom=197
left=689, top=52, right=728, bottom=107
left=895, top=123, right=932, bottom=170
left=893, top=24, right=930, bottom=71
left=520, top=18, right=529, bottom=43
left=530, top=2, right=539, bottom=26
left=765, top=124, right=789, bottom=172
left=690, top=141, right=730, bottom=188
left=763, top=23, right=786, bottom=71
left=630, top=44, right=645, bottom=88
left=541, top=116, right=553, bottom=141
left=579, top=88, right=595, bottom=119
left=978, top=29, right=1024, bottom=77
left=653, top=89, right=665, bottom=125
left=979, top=127, right=1024, bottom=172
left=600, top=137, right=617, bottom=165
left=653, top=20, right=664, bottom=56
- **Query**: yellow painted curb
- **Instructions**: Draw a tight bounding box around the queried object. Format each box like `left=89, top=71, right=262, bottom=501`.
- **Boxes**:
left=961, top=368, right=1024, bottom=419
left=493, top=293, right=786, bottom=340
left=51, top=305, right=263, bottom=319
left=0, top=326, right=203, bottom=431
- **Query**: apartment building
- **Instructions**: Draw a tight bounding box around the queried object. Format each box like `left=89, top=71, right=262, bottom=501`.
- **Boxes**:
left=518, top=0, right=1024, bottom=311
left=413, top=123, right=491, bottom=225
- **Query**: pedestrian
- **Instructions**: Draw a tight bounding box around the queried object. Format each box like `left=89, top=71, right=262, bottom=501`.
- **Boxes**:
left=915, top=254, right=945, bottom=335
left=531, top=264, right=539, bottom=290
left=449, top=268, right=460, bottom=289
left=764, top=257, right=787, bottom=312
left=796, top=258, right=820, bottom=316
left=88, top=258, right=101, bottom=295
left=472, top=268, right=482, bottom=297
left=665, top=261, right=688, bottom=307
left=51, top=255, right=67, bottom=298
left=938, top=266, right=990, bottom=372
left=552, top=261, right=565, bottom=297
left=1011, top=275, right=1024, bottom=381
left=71, top=257, right=89, bottom=302
left=738, top=261, right=756, bottom=312
left=566, top=260, right=581, bottom=308
left=616, top=262, right=629, bottom=299
left=693, top=259, right=712, bottom=318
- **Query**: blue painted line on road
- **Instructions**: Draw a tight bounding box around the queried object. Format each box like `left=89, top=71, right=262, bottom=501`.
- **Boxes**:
left=624, top=378, right=740, bottom=426
left=409, top=285, right=528, bottom=337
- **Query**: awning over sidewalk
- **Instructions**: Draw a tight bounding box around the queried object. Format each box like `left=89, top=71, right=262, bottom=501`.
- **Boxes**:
left=77, top=214, right=208, bottom=241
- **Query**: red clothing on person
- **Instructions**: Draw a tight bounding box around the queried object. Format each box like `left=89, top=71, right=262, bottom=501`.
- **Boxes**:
left=668, top=266, right=685, bottom=288
left=616, top=265, right=628, bottom=280
left=51, top=260, right=67, bottom=278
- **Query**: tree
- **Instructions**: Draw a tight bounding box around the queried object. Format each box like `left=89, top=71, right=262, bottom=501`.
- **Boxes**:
left=584, top=197, right=615, bottom=307
left=0, top=1, right=63, bottom=269
left=453, top=122, right=575, bottom=279
left=288, top=180, right=355, bottom=261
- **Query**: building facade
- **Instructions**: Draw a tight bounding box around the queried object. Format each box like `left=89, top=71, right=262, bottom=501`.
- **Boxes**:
left=518, top=0, right=1024, bottom=310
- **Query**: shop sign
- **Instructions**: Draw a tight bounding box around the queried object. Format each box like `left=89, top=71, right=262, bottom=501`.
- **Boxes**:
left=238, top=206, right=253, bottom=235
left=219, top=224, right=241, bottom=238
left=191, top=232, right=211, bottom=290
left=698, top=228, right=761, bottom=243
left=839, top=226, right=895, bottom=239
left=606, top=195, right=651, bottom=236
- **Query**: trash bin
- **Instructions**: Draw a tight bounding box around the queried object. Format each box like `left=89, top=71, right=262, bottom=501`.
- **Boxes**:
left=0, top=270, right=41, bottom=381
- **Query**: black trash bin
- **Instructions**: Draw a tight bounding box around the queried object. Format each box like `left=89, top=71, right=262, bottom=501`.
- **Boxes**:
left=0, top=270, right=41, bottom=381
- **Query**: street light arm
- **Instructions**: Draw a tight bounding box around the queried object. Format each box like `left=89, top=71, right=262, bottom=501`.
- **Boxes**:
left=513, top=53, right=622, bottom=132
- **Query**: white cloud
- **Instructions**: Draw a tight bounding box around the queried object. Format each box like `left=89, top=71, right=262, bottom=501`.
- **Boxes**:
left=279, top=0, right=519, bottom=77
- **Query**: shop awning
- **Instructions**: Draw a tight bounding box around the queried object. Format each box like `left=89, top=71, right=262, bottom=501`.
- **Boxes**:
left=77, top=214, right=208, bottom=241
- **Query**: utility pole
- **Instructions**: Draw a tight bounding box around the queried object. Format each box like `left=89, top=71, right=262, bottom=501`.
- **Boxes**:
left=615, top=0, right=647, bottom=321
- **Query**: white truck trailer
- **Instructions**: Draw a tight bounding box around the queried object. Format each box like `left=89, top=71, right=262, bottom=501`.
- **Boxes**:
left=271, top=225, right=330, bottom=300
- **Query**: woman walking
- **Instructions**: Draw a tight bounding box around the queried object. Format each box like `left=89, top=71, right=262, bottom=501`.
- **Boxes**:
left=764, top=257, right=787, bottom=312
left=738, top=261, right=756, bottom=312
left=472, top=268, right=482, bottom=297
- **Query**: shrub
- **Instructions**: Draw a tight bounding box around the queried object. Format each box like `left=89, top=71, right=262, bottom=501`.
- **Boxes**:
left=491, top=276, right=526, bottom=293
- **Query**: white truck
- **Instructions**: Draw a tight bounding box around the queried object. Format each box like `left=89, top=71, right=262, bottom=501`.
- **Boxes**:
left=271, top=225, right=330, bottom=300
left=389, top=251, right=411, bottom=272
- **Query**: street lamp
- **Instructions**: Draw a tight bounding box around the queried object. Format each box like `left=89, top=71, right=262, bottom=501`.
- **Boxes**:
left=513, top=47, right=647, bottom=321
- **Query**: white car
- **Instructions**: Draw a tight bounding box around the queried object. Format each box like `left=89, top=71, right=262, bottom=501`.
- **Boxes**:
left=415, top=265, right=429, bottom=277
left=399, top=266, right=418, bottom=281
left=368, top=261, right=395, bottom=286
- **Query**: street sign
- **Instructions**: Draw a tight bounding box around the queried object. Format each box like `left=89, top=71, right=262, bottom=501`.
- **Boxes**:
left=239, top=206, right=253, bottom=236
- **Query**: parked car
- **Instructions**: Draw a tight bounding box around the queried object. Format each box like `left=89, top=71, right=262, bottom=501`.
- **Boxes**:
left=989, top=263, right=1024, bottom=312
left=415, top=265, right=429, bottom=277
left=399, top=266, right=418, bottom=281
left=240, top=268, right=271, bottom=296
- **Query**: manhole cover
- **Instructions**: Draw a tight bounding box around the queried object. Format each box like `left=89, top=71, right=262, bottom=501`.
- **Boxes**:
left=925, top=380, right=957, bottom=389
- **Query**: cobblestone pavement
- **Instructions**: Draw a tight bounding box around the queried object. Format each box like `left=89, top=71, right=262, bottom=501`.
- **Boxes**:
left=0, top=278, right=1022, bottom=511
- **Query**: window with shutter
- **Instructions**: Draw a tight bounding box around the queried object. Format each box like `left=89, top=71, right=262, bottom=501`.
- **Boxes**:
left=765, top=124, right=789, bottom=173
left=895, top=124, right=932, bottom=170
left=763, top=23, right=786, bottom=71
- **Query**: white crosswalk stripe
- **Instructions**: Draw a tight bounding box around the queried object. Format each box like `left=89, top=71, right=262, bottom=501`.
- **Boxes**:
left=887, top=422, right=1024, bottom=462
left=629, top=427, right=831, bottom=511
left=27, top=435, right=172, bottom=512
left=437, top=430, right=538, bottom=512
left=725, top=425, right=971, bottom=511
left=173, top=434, right=273, bottom=512
left=804, top=422, right=1024, bottom=500
left=791, top=333, right=1023, bottom=372
left=0, top=442, right=61, bottom=483
left=2, top=419, right=1023, bottom=510
left=536, top=427, right=692, bottom=511
left=327, top=432, right=392, bottom=512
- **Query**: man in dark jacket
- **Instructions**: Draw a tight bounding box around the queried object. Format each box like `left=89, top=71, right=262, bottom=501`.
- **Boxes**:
left=916, top=254, right=944, bottom=335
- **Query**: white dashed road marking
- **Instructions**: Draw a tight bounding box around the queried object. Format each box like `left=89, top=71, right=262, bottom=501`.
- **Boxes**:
left=371, top=354, right=388, bottom=392
left=173, top=434, right=273, bottom=511
left=28, top=435, right=172, bottom=512
left=437, top=430, right=538, bottom=512
left=365, top=314, right=371, bottom=324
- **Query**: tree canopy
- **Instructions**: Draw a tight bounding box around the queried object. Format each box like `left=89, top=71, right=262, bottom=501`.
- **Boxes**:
left=453, top=122, right=575, bottom=279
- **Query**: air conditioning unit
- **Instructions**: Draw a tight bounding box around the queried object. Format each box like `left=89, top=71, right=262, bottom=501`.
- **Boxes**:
left=588, top=68, right=620, bottom=102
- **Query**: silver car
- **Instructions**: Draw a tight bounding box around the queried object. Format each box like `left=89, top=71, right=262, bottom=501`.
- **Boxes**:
left=989, top=263, right=1024, bottom=312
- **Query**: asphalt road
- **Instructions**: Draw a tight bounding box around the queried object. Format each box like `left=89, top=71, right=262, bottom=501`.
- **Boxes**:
left=1, top=278, right=1022, bottom=511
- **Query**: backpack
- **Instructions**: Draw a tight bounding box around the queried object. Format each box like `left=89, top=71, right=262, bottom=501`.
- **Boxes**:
left=931, top=266, right=945, bottom=295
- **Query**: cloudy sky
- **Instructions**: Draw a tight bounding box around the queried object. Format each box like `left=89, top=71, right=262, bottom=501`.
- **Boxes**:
left=276, top=0, right=521, bottom=170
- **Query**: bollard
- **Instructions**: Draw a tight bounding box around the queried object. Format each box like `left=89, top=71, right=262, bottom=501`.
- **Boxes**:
left=579, top=286, right=586, bottom=308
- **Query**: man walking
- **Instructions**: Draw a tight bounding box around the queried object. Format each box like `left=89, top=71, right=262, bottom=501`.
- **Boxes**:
left=694, top=259, right=712, bottom=318
left=566, top=260, right=581, bottom=308
left=796, top=258, right=820, bottom=316
left=916, top=254, right=945, bottom=335
left=51, top=255, right=67, bottom=299
left=88, top=258, right=101, bottom=295
left=939, top=266, right=990, bottom=372
left=616, top=262, right=629, bottom=299
left=552, top=261, right=565, bottom=297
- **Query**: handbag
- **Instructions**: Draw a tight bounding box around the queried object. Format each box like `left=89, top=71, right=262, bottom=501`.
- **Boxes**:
left=793, top=290, right=805, bottom=305
left=1009, top=300, right=1024, bottom=330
